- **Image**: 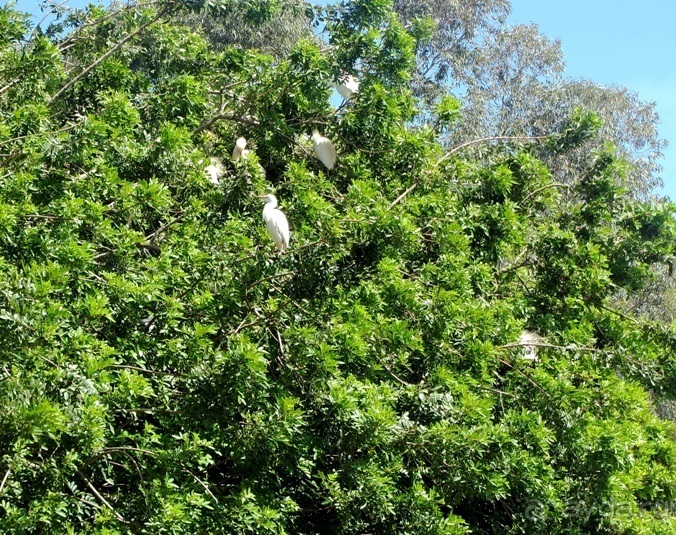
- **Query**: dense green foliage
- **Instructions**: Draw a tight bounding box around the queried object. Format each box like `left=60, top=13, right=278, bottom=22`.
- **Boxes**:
left=0, top=0, right=675, bottom=533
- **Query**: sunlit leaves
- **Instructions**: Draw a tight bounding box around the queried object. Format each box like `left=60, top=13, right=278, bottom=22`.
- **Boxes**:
left=0, top=1, right=674, bottom=534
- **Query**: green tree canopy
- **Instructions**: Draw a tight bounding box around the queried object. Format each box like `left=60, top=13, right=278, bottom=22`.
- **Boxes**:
left=0, top=0, right=675, bottom=533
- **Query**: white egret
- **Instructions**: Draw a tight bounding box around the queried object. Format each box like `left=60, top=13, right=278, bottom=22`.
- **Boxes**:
left=311, top=129, right=337, bottom=170
left=205, top=157, right=225, bottom=185
left=260, top=194, right=290, bottom=254
left=232, top=137, right=250, bottom=161
left=517, top=331, right=543, bottom=362
left=335, top=74, right=359, bottom=100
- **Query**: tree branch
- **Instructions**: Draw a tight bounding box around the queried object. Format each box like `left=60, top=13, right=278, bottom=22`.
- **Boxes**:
left=387, top=135, right=550, bottom=210
left=49, top=4, right=173, bottom=105
left=183, top=469, right=218, bottom=504
left=193, top=112, right=260, bottom=135
left=500, top=341, right=604, bottom=353
left=245, top=271, right=294, bottom=291
left=435, top=134, right=548, bottom=167
left=387, top=183, right=418, bottom=210
left=0, top=467, right=11, bottom=494
left=497, top=358, right=549, bottom=396
left=520, top=183, right=570, bottom=204
left=76, top=469, right=129, bottom=524
left=109, top=364, right=183, bottom=377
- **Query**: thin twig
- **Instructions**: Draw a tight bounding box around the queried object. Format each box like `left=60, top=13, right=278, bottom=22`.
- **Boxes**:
left=599, top=304, right=639, bottom=324
left=109, top=364, right=182, bottom=377
left=497, top=358, right=549, bottom=396
left=375, top=355, right=413, bottom=386
left=114, top=407, right=182, bottom=414
left=387, top=183, right=418, bottom=210
left=120, top=451, right=150, bottom=514
left=520, top=183, right=570, bottom=205
left=26, top=0, right=71, bottom=44
left=275, top=328, right=284, bottom=355
left=435, top=134, right=548, bottom=167
left=76, top=469, right=129, bottom=524
left=84, top=446, right=157, bottom=468
left=95, top=446, right=156, bottom=457
left=245, top=271, right=294, bottom=291
left=183, top=469, right=218, bottom=503
left=57, top=1, right=162, bottom=51
left=24, top=214, right=61, bottom=220
left=0, top=467, right=11, bottom=494
left=144, top=211, right=186, bottom=242
left=0, top=123, right=77, bottom=147
left=0, top=78, right=21, bottom=97
left=475, top=385, right=516, bottom=398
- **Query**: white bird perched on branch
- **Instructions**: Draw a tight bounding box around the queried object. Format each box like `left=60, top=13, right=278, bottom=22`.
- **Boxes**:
left=205, top=157, right=225, bottom=185
left=335, top=74, right=359, bottom=100
left=259, top=194, right=290, bottom=254
left=517, top=331, right=543, bottom=362
left=311, top=130, right=336, bottom=170
left=232, top=137, right=250, bottom=161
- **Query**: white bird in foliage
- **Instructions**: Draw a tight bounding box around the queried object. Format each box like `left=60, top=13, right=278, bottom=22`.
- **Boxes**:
left=311, top=129, right=337, bottom=170
left=232, top=137, right=250, bottom=161
left=260, top=194, right=290, bottom=254
left=205, top=157, right=225, bottom=185
left=517, top=331, right=543, bottom=362
left=335, top=74, right=359, bottom=100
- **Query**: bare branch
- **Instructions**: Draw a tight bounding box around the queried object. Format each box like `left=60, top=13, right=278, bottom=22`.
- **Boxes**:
left=245, top=271, right=294, bottom=291
left=25, top=0, right=71, bottom=45
left=183, top=469, right=218, bottom=504
left=375, top=355, right=413, bottom=387
left=387, top=135, right=550, bottom=210
left=144, top=211, right=187, bottom=242
left=0, top=123, right=77, bottom=147
left=76, top=469, right=129, bottom=524
left=109, top=364, right=183, bottom=377
left=0, top=467, right=11, bottom=494
left=436, top=134, right=548, bottom=167
left=0, top=78, right=21, bottom=97
left=500, top=341, right=604, bottom=353
left=388, top=183, right=418, bottom=210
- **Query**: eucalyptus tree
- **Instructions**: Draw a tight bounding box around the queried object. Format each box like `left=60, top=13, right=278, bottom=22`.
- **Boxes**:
left=448, top=24, right=665, bottom=197
left=179, top=0, right=313, bottom=57
left=391, top=0, right=667, bottom=198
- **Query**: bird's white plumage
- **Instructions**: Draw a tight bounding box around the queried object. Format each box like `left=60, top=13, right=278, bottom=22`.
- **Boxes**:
left=311, top=129, right=337, bottom=170
left=205, top=157, right=225, bottom=185
left=261, top=194, right=290, bottom=253
left=232, top=137, right=249, bottom=161
left=336, top=74, right=359, bottom=100
left=517, top=331, right=542, bottom=362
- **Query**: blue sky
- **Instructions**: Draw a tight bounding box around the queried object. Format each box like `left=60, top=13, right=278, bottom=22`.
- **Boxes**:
left=509, top=0, right=676, bottom=199
left=11, top=0, right=676, bottom=198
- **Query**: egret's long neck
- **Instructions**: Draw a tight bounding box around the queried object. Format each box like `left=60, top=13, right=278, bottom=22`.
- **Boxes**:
left=263, top=200, right=277, bottom=216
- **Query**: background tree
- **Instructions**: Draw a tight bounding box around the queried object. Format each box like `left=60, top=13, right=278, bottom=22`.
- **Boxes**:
left=0, top=0, right=675, bottom=533
left=179, top=0, right=313, bottom=57
left=391, top=0, right=667, bottom=198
